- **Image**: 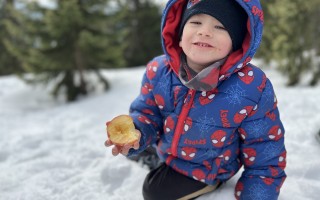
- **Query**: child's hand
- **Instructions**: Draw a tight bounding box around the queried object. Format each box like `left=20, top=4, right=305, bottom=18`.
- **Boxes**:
left=105, top=130, right=141, bottom=156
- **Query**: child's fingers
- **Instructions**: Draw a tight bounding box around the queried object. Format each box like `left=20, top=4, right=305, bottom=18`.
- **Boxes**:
left=105, top=140, right=113, bottom=147
left=112, top=146, right=120, bottom=156
left=133, top=141, right=140, bottom=150
left=106, top=129, right=141, bottom=156
left=121, top=145, right=131, bottom=155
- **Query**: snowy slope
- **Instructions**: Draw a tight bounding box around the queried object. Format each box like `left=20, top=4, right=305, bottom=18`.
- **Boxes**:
left=0, top=66, right=320, bottom=200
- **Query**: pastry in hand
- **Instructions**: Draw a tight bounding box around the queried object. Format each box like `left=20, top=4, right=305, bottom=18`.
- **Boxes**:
left=106, top=115, right=139, bottom=146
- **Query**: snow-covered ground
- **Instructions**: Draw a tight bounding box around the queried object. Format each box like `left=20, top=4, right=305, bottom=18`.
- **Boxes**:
left=0, top=66, right=320, bottom=200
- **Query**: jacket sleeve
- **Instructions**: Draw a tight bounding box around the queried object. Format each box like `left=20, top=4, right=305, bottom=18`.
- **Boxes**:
left=127, top=60, right=164, bottom=157
left=235, top=79, right=287, bottom=200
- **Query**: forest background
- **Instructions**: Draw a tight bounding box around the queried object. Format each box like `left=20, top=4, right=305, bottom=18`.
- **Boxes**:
left=1, top=0, right=320, bottom=102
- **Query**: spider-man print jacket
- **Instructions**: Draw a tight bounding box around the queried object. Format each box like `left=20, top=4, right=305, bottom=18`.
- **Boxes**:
left=128, top=0, right=286, bottom=199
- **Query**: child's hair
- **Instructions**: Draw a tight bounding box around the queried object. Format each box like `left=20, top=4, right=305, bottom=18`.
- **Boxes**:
left=179, top=0, right=248, bottom=51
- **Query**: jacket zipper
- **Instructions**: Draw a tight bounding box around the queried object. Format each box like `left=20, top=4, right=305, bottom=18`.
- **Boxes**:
left=171, top=89, right=195, bottom=157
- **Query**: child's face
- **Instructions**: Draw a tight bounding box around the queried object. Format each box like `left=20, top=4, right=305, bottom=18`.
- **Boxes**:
left=179, top=14, right=232, bottom=72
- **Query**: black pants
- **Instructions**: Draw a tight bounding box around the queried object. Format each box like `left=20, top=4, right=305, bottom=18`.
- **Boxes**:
left=143, top=163, right=220, bottom=200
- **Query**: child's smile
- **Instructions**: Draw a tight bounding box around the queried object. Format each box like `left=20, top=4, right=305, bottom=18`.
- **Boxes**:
left=193, top=42, right=213, bottom=48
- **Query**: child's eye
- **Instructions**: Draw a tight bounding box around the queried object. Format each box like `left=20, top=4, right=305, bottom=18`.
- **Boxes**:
left=190, top=21, right=201, bottom=25
left=215, top=25, right=226, bottom=30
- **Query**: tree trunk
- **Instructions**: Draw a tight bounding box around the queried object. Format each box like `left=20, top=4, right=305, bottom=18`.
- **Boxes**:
left=93, top=68, right=110, bottom=91
left=74, top=45, right=87, bottom=96
left=309, top=64, right=320, bottom=86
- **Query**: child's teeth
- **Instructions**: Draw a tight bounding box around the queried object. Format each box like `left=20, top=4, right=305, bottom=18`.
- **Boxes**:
left=198, top=43, right=208, bottom=47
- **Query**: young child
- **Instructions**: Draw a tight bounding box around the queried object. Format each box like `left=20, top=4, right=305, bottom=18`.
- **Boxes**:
left=105, top=0, right=287, bottom=199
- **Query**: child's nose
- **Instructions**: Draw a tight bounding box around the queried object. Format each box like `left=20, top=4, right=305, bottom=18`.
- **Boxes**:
left=197, top=26, right=213, bottom=37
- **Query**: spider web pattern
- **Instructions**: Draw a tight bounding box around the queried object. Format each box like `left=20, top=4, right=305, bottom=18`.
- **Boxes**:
left=246, top=119, right=268, bottom=138
left=224, top=83, right=247, bottom=106
left=158, top=79, right=171, bottom=95
left=262, top=142, right=283, bottom=161
left=260, top=82, right=274, bottom=108
left=205, top=149, right=218, bottom=158
left=246, top=183, right=271, bottom=200
left=195, top=112, right=217, bottom=138
left=249, top=169, right=268, bottom=177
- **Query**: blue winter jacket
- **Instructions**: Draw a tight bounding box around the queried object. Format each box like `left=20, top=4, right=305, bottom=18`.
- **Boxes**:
left=128, top=0, right=286, bottom=199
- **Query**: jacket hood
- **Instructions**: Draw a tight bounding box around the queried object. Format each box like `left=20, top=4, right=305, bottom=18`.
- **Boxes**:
left=161, top=0, right=264, bottom=81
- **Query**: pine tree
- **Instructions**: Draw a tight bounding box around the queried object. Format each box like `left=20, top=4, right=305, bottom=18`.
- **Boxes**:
left=118, top=0, right=162, bottom=67
left=0, top=0, right=23, bottom=75
left=308, top=1, right=320, bottom=86
left=258, top=0, right=320, bottom=86
left=7, top=0, right=126, bottom=101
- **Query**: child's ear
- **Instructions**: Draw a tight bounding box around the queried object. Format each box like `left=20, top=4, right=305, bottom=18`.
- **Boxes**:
left=179, top=40, right=182, bottom=47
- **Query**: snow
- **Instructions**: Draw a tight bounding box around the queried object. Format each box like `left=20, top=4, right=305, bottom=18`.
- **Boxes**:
left=0, top=66, right=320, bottom=200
